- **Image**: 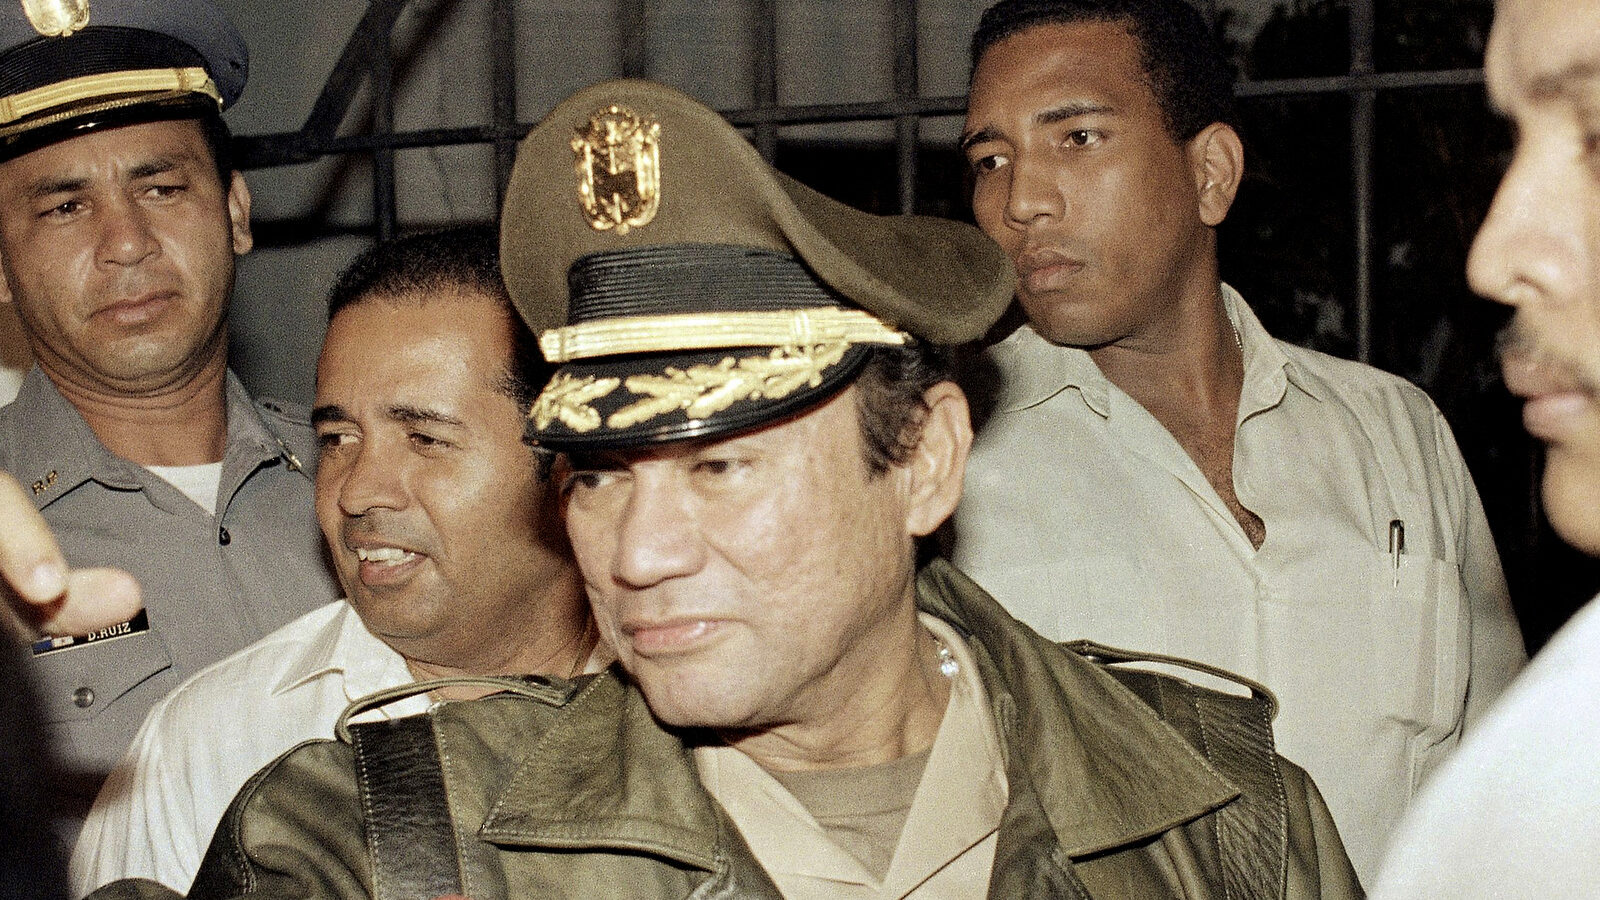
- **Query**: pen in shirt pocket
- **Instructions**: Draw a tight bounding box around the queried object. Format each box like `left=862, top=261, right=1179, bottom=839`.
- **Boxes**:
left=1389, top=519, right=1406, bottom=584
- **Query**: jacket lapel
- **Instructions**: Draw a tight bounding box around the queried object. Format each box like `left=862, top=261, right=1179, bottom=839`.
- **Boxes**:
left=478, top=671, right=783, bottom=897
left=916, top=561, right=1238, bottom=858
left=480, top=672, right=720, bottom=863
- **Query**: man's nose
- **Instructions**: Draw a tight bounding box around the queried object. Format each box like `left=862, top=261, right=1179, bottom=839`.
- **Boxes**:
left=334, top=442, right=407, bottom=517
left=1468, top=136, right=1590, bottom=311
left=98, top=197, right=161, bottom=268
left=1003, top=155, right=1066, bottom=230
left=610, top=474, right=706, bottom=589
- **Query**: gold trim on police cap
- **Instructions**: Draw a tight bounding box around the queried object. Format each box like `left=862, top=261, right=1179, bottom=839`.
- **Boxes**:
left=22, top=0, right=90, bottom=38
left=609, top=342, right=851, bottom=429
left=532, top=372, right=622, bottom=433
left=0, top=66, right=221, bottom=126
left=572, top=104, right=661, bottom=235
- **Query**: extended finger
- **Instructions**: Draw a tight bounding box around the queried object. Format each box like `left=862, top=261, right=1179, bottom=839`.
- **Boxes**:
left=35, top=569, right=143, bottom=637
left=0, top=473, right=67, bottom=604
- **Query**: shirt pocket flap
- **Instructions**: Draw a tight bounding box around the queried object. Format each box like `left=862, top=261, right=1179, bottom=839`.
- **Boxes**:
left=30, top=628, right=174, bottom=724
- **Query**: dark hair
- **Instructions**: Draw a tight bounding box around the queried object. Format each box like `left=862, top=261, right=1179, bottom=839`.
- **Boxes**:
left=327, top=224, right=548, bottom=411
left=196, top=109, right=234, bottom=187
left=971, top=0, right=1237, bottom=142
left=852, top=342, right=955, bottom=476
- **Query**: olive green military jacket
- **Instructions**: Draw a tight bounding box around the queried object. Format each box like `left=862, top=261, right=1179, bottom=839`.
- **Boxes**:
left=93, top=560, right=1361, bottom=900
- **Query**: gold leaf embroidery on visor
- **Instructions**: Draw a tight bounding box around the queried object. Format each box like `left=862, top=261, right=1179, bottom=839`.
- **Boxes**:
left=530, top=373, right=621, bottom=433
left=571, top=105, right=660, bottom=235
left=607, top=342, right=850, bottom=430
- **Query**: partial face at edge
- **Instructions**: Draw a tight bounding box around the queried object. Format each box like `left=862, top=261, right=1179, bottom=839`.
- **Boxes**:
left=1471, top=0, right=1600, bottom=553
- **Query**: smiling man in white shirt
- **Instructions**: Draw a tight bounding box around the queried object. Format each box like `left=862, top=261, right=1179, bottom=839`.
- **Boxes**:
left=68, top=226, right=598, bottom=897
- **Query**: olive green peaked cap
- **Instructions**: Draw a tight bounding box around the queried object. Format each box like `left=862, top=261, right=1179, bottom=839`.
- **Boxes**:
left=502, top=78, right=1014, bottom=450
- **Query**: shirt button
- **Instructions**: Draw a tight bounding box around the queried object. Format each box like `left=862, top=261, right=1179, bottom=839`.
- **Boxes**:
left=73, top=687, right=94, bottom=708
left=218, top=526, right=232, bottom=546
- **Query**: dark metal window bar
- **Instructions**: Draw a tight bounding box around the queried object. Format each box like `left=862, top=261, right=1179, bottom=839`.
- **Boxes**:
left=236, top=0, right=1472, bottom=366
left=237, top=0, right=1600, bottom=647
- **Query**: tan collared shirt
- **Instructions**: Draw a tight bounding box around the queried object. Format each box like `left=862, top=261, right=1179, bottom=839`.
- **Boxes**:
left=695, top=615, right=1008, bottom=899
left=953, top=284, right=1526, bottom=882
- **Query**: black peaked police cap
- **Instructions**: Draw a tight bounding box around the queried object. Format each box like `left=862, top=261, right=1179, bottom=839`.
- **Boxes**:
left=0, top=0, right=247, bottom=162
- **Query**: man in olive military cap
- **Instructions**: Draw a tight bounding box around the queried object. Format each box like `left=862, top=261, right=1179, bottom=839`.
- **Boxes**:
left=90, top=80, right=1357, bottom=900
left=0, top=0, right=336, bottom=832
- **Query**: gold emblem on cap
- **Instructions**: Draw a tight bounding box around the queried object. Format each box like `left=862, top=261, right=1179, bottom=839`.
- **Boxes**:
left=21, top=0, right=90, bottom=38
left=571, top=105, right=660, bottom=235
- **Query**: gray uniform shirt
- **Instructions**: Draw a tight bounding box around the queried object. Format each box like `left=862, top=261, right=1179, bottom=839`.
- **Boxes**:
left=0, top=366, right=339, bottom=818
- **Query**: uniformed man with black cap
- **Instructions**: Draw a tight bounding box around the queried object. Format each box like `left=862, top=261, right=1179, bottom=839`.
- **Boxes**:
left=0, top=0, right=336, bottom=831
left=89, top=79, right=1358, bottom=900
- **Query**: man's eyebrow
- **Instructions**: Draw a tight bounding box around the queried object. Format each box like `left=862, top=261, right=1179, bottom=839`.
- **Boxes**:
left=25, top=175, right=87, bottom=200
left=1035, top=101, right=1115, bottom=126
left=128, top=157, right=181, bottom=180
left=310, top=404, right=352, bottom=426
left=388, top=405, right=464, bottom=428
left=311, top=404, right=466, bottom=428
left=23, top=155, right=191, bottom=200
left=959, top=102, right=1117, bottom=152
left=959, top=125, right=1002, bottom=153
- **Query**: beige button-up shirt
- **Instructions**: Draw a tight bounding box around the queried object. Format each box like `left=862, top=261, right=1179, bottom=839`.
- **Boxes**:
left=696, top=615, right=1007, bottom=899
left=952, top=285, right=1526, bottom=883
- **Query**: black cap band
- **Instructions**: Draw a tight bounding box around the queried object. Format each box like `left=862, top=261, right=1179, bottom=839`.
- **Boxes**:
left=567, top=245, right=846, bottom=323
left=531, top=243, right=880, bottom=450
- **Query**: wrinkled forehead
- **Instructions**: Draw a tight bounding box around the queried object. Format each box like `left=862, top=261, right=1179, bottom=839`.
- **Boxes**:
left=1486, top=0, right=1600, bottom=110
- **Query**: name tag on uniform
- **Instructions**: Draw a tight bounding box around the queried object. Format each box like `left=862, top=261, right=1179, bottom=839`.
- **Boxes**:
left=32, top=609, right=151, bottom=656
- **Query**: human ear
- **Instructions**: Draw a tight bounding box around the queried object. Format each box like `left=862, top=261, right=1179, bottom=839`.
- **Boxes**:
left=226, top=171, right=254, bottom=255
left=902, top=381, right=972, bottom=538
left=1190, top=122, right=1244, bottom=227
